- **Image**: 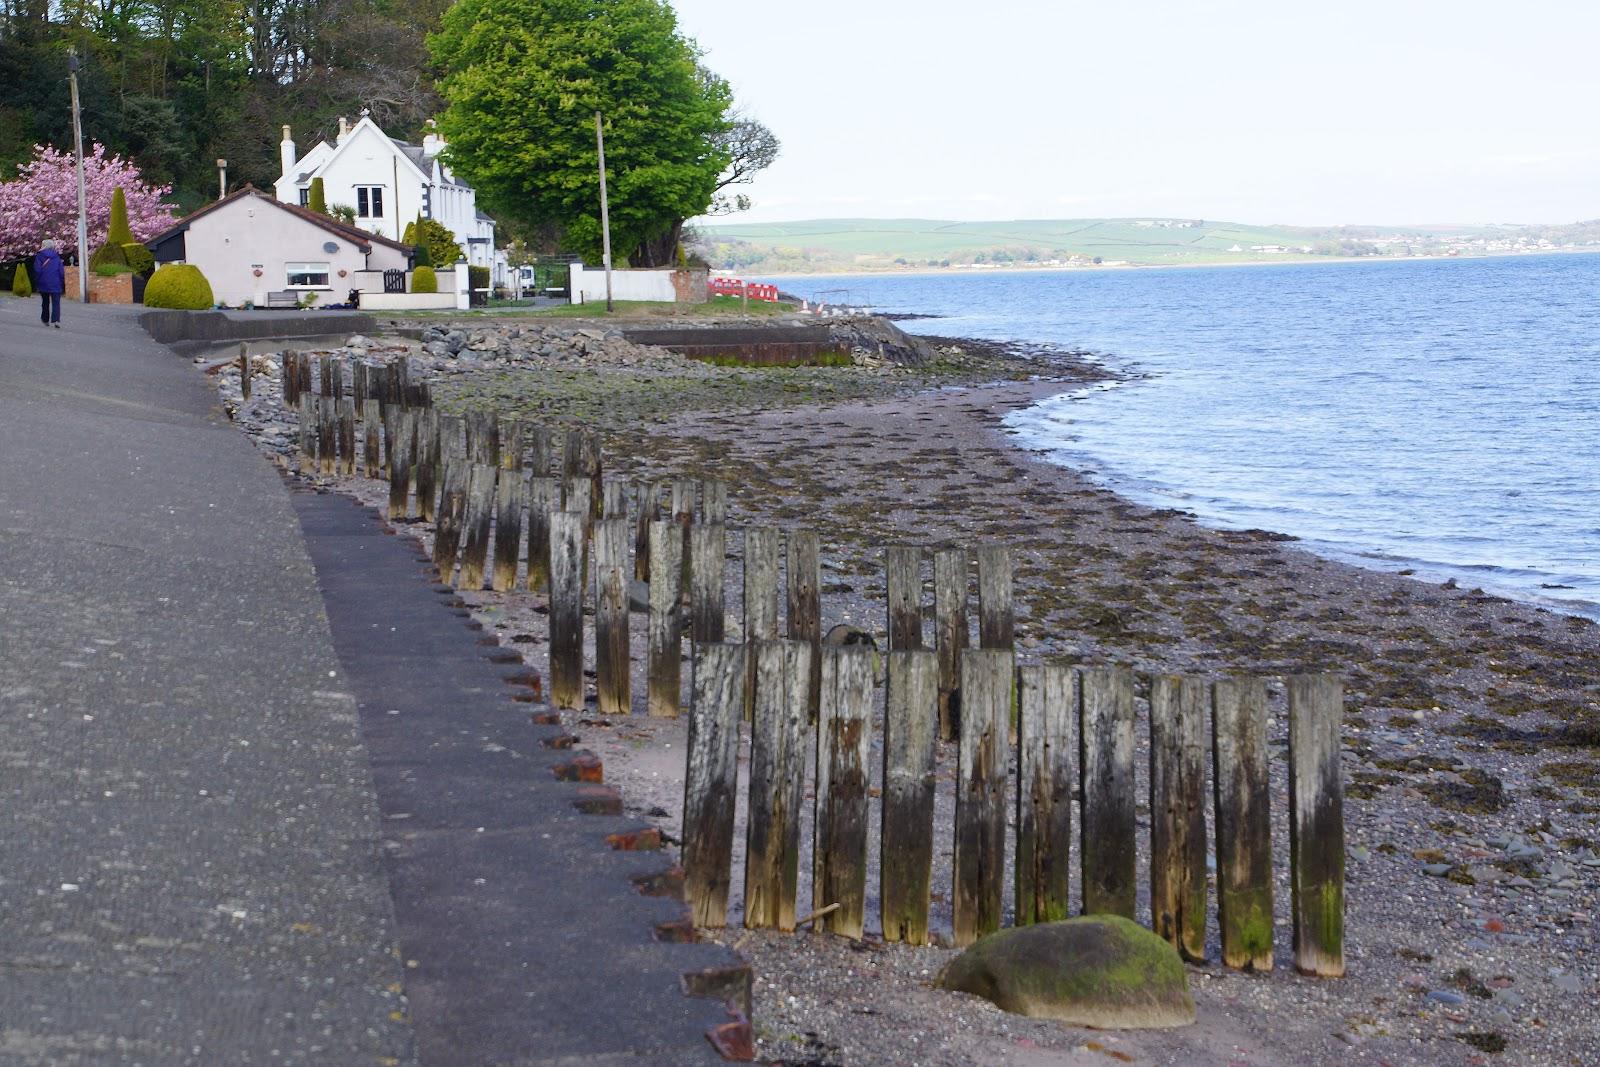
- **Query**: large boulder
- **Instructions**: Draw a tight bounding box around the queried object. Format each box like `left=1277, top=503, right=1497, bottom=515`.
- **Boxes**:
left=938, top=915, right=1195, bottom=1029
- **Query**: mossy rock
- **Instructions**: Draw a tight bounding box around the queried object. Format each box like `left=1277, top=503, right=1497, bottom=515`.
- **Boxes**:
left=143, top=264, right=215, bottom=310
left=938, top=915, right=1195, bottom=1029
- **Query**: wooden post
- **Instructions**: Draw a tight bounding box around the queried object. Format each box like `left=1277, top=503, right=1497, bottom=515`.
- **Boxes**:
left=560, top=427, right=582, bottom=484
left=1150, top=674, right=1209, bottom=962
left=814, top=645, right=872, bottom=939
left=338, top=399, right=355, bottom=476
left=465, top=407, right=499, bottom=467
left=633, top=481, right=661, bottom=582
left=525, top=476, right=558, bottom=594
left=297, top=394, right=314, bottom=466
left=492, top=468, right=527, bottom=593
left=1079, top=665, right=1136, bottom=919
left=882, top=649, right=938, bottom=944
left=238, top=343, right=250, bottom=400
left=648, top=520, right=684, bottom=718
left=352, top=359, right=367, bottom=409
left=317, top=396, right=336, bottom=476
left=886, top=545, right=925, bottom=652
left=581, top=430, right=603, bottom=518
left=415, top=410, right=439, bottom=523
left=953, top=647, right=1011, bottom=947
left=934, top=547, right=969, bottom=742
left=690, top=524, right=726, bottom=644
left=527, top=424, right=551, bottom=476
left=330, top=356, right=344, bottom=402
left=602, top=477, right=628, bottom=520
left=745, top=640, right=811, bottom=931
left=702, top=479, right=728, bottom=525
left=594, top=518, right=630, bottom=715
left=297, top=349, right=312, bottom=403
left=682, top=642, right=747, bottom=928
left=784, top=530, right=822, bottom=722
left=1213, top=676, right=1274, bottom=971
left=548, top=511, right=585, bottom=710
left=563, top=477, right=593, bottom=591
left=743, top=527, right=780, bottom=719
left=1016, top=662, right=1073, bottom=926
left=319, top=354, right=331, bottom=398
left=976, top=544, right=1015, bottom=650
left=499, top=417, right=523, bottom=472
left=433, top=458, right=468, bottom=581
left=387, top=410, right=413, bottom=521
left=457, top=464, right=497, bottom=590
left=362, top=398, right=382, bottom=476
left=282, top=350, right=298, bottom=407
left=1288, top=674, right=1345, bottom=977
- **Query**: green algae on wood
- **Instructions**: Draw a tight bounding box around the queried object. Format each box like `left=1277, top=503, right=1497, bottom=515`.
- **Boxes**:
left=1212, top=676, right=1274, bottom=971
left=1288, top=674, right=1346, bottom=977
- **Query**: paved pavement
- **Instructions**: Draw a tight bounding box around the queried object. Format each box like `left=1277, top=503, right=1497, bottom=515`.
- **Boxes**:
left=0, top=300, right=742, bottom=1064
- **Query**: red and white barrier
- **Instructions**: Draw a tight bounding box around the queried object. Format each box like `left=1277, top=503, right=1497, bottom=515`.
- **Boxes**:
left=709, top=276, right=780, bottom=302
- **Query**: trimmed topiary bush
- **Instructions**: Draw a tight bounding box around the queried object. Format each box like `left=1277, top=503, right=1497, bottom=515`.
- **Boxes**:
left=122, top=243, right=155, bottom=276
left=308, top=177, right=327, bottom=214
left=411, top=265, right=438, bottom=294
left=143, top=263, right=215, bottom=309
left=12, top=263, right=31, bottom=298
left=107, top=187, right=133, bottom=245
left=90, top=241, right=129, bottom=269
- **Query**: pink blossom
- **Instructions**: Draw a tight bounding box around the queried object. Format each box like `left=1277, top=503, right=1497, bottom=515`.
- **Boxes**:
left=0, top=143, right=178, bottom=262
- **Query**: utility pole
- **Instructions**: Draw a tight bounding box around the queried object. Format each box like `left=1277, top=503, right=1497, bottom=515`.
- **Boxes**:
left=67, top=48, right=89, bottom=304
left=595, top=111, right=613, bottom=313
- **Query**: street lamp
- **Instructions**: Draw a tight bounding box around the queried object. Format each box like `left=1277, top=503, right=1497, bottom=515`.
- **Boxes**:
left=67, top=48, right=88, bottom=304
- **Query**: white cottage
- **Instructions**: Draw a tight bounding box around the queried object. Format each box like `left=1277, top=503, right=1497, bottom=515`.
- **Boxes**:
left=273, top=113, right=501, bottom=281
left=146, top=186, right=414, bottom=307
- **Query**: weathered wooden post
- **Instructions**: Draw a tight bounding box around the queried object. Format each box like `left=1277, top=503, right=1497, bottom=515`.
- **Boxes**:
left=882, top=650, right=938, bottom=945
left=1212, top=676, right=1274, bottom=971
left=1016, top=662, right=1073, bottom=926
left=648, top=520, right=685, bottom=718
left=491, top=468, right=527, bottom=593
left=362, top=398, right=382, bottom=476
left=525, top=476, right=558, bottom=594
left=319, top=353, right=332, bottom=398
left=297, top=394, right=314, bottom=466
left=457, top=464, right=497, bottom=590
left=563, top=476, right=594, bottom=582
left=1288, top=674, right=1345, bottom=978
left=690, top=524, right=726, bottom=644
left=548, top=511, right=585, bottom=710
left=682, top=642, right=747, bottom=928
left=465, top=407, right=499, bottom=467
left=432, top=458, right=468, bottom=581
left=527, top=424, right=551, bottom=476
left=499, top=417, right=523, bottom=472
left=602, top=477, right=628, bottom=520
left=814, top=645, right=873, bottom=939
left=337, top=399, right=356, bottom=476
left=352, top=359, right=367, bottom=409
left=297, top=349, right=312, bottom=403
left=634, top=480, right=661, bottom=582
left=238, top=343, right=250, bottom=400
left=886, top=546, right=925, bottom=652
left=702, top=479, right=728, bottom=525
left=745, top=639, right=811, bottom=931
left=594, top=518, right=631, bottom=715
left=954, top=647, right=1011, bottom=947
left=415, top=410, right=440, bottom=522
left=282, top=350, right=298, bottom=407
left=1150, top=674, right=1209, bottom=962
left=317, top=396, right=337, bottom=475
left=743, top=527, right=780, bottom=719
left=976, top=544, right=1015, bottom=650
left=934, top=547, right=969, bottom=742
left=1079, top=665, right=1136, bottom=919
left=580, top=431, right=603, bottom=517
left=785, top=530, right=822, bottom=722
left=387, top=410, right=413, bottom=521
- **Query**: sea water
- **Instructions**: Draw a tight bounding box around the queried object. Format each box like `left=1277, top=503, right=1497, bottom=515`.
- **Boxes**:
left=772, top=255, right=1600, bottom=615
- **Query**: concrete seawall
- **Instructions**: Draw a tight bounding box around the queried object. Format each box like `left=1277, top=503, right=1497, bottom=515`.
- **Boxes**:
left=140, top=308, right=375, bottom=346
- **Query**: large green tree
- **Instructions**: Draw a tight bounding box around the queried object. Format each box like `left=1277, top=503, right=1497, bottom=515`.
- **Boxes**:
left=429, top=0, right=732, bottom=267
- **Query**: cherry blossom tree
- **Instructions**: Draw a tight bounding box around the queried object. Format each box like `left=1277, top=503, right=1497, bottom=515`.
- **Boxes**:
left=0, top=144, right=178, bottom=262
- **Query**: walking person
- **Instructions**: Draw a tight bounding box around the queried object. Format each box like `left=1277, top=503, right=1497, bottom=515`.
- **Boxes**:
left=33, top=238, right=65, bottom=328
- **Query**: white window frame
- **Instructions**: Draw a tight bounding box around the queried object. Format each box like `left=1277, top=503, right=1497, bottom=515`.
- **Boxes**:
left=355, top=185, right=384, bottom=219
left=286, top=261, right=332, bottom=289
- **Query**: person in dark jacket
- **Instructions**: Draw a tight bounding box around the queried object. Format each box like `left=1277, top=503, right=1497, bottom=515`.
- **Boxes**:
left=33, top=238, right=65, bottom=328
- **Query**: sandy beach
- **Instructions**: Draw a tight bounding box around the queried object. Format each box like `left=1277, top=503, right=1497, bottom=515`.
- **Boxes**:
left=223, top=318, right=1599, bottom=1066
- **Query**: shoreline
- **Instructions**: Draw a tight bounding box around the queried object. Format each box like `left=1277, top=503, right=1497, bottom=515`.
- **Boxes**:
left=221, top=322, right=1599, bottom=1066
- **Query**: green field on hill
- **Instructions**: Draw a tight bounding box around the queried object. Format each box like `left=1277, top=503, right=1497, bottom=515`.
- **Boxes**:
left=692, top=217, right=1531, bottom=273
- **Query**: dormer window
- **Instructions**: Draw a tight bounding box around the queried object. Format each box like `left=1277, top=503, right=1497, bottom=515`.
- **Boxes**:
left=356, top=186, right=384, bottom=219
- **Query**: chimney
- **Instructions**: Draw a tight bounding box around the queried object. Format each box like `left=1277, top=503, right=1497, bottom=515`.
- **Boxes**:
left=279, top=124, right=296, bottom=178
left=337, top=115, right=350, bottom=142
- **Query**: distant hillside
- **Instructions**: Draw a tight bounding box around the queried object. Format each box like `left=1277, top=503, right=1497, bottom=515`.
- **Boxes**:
left=691, top=217, right=1600, bottom=273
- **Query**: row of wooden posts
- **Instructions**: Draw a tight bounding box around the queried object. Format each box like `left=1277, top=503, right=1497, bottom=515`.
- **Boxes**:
left=284, top=355, right=1346, bottom=978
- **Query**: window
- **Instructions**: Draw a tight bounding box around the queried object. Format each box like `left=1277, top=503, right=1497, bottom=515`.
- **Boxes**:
left=356, top=185, right=384, bottom=219
left=286, top=262, right=331, bottom=288
left=298, top=188, right=310, bottom=207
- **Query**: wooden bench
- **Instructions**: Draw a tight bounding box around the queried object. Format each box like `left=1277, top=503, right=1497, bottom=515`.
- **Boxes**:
left=265, top=290, right=299, bottom=309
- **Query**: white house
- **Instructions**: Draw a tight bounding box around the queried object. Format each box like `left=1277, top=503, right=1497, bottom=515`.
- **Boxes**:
left=147, top=186, right=415, bottom=307
left=273, top=112, right=503, bottom=282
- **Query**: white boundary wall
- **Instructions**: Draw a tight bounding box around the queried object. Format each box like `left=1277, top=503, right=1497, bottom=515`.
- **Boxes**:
left=569, top=263, right=676, bottom=304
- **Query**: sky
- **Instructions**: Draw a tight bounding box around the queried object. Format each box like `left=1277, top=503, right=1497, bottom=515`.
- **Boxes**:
left=670, top=0, right=1600, bottom=226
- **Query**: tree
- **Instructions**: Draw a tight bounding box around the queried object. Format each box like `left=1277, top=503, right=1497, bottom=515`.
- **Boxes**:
left=705, top=113, right=779, bottom=216
left=308, top=176, right=326, bottom=213
left=430, top=0, right=733, bottom=267
left=107, top=187, right=133, bottom=244
left=0, top=143, right=177, bottom=261
left=402, top=215, right=462, bottom=267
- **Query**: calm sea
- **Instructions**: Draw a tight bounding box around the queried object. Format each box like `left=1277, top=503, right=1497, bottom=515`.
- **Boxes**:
left=770, top=255, right=1600, bottom=615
